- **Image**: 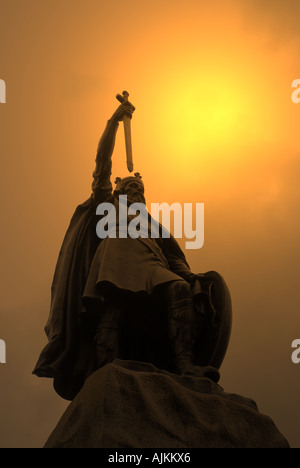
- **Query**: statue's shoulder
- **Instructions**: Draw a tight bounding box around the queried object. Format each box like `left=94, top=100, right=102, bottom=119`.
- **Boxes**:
left=161, top=232, right=188, bottom=263
left=72, top=193, right=114, bottom=222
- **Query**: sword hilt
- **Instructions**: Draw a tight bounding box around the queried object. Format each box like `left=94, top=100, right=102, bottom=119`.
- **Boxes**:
left=116, top=90, right=135, bottom=112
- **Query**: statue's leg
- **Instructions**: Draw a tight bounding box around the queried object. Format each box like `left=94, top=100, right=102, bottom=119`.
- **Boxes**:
left=93, top=303, right=121, bottom=369
left=166, top=280, right=204, bottom=375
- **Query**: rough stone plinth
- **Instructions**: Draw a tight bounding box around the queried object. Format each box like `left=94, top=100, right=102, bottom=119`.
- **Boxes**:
left=45, top=360, right=289, bottom=448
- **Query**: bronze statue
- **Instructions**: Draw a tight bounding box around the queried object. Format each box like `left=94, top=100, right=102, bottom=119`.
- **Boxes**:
left=33, top=94, right=232, bottom=400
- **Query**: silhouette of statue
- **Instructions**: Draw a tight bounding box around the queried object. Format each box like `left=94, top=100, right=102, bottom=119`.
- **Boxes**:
left=33, top=100, right=232, bottom=400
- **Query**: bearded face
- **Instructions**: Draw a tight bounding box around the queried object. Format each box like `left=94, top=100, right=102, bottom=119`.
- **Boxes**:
left=114, top=178, right=146, bottom=204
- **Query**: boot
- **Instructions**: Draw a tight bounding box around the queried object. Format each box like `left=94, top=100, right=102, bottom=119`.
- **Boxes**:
left=167, top=297, right=201, bottom=375
left=93, top=305, right=121, bottom=369
left=94, top=325, right=120, bottom=369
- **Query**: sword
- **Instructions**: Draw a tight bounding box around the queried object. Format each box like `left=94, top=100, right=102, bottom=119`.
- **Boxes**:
left=116, top=91, right=135, bottom=173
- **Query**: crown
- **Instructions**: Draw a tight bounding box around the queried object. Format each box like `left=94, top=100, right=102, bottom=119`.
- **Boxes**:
left=114, top=172, right=142, bottom=185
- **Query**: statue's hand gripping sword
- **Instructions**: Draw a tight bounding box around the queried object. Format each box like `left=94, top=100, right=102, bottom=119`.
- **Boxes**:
left=116, top=91, right=135, bottom=173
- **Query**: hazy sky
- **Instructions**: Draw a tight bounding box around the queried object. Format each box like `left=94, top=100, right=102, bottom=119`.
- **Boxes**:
left=0, top=0, right=299, bottom=447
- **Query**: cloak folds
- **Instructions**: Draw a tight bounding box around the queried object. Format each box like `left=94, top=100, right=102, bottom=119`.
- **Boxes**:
left=33, top=197, right=232, bottom=401
left=33, top=197, right=100, bottom=400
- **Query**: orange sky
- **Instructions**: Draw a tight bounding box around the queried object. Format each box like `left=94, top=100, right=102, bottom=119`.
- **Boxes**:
left=0, top=0, right=300, bottom=447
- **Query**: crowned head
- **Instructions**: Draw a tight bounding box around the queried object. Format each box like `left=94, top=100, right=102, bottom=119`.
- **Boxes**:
left=114, top=172, right=145, bottom=204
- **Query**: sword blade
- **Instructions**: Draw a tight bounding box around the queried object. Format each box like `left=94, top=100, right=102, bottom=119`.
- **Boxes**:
left=123, top=115, right=134, bottom=172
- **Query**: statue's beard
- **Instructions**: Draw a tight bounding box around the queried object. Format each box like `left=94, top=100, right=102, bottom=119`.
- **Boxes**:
left=125, top=191, right=146, bottom=204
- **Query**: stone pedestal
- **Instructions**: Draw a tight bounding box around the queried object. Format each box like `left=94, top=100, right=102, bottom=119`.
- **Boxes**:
left=45, top=360, right=289, bottom=448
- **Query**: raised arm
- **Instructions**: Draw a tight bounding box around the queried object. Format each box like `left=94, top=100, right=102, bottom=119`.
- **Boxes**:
left=92, top=102, right=133, bottom=206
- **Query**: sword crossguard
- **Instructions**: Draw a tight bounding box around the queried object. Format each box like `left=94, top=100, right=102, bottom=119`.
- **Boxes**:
left=116, top=90, right=135, bottom=112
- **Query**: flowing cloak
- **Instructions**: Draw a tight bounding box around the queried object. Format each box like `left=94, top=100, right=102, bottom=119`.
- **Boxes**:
left=32, top=198, right=99, bottom=400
